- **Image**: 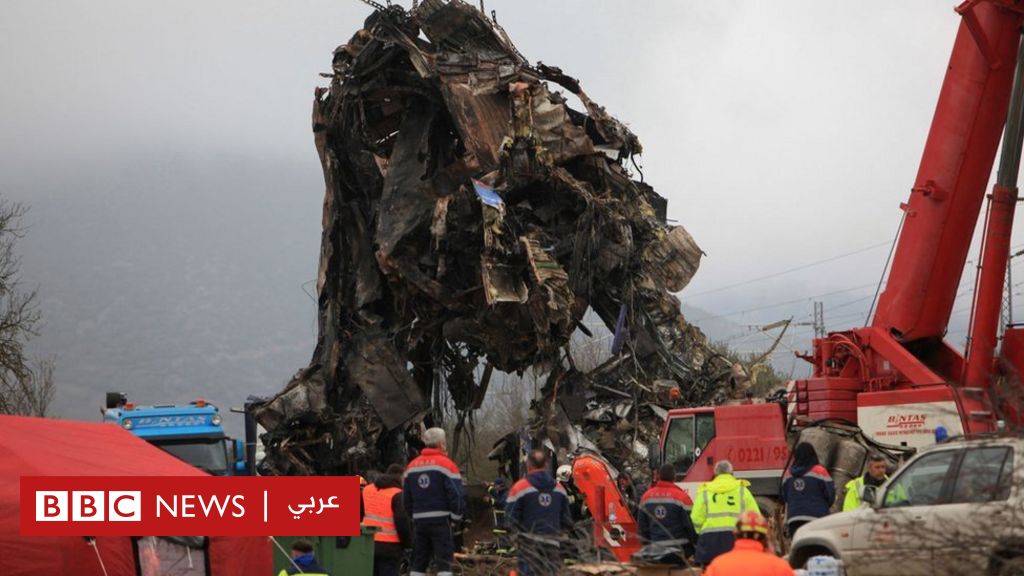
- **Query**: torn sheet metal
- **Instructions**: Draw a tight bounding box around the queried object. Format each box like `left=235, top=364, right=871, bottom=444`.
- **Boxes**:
left=254, top=0, right=733, bottom=476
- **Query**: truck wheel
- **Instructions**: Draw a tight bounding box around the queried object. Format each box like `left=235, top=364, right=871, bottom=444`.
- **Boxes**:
left=755, top=497, right=784, bottom=553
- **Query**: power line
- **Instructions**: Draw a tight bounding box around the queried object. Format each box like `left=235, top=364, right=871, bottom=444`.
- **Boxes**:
left=685, top=240, right=891, bottom=298
left=688, top=283, right=877, bottom=322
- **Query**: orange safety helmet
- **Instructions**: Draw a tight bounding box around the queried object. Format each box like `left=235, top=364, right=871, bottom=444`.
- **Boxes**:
left=736, top=510, right=769, bottom=536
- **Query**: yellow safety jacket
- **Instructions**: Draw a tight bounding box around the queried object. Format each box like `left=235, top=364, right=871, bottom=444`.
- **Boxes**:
left=843, top=475, right=905, bottom=511
left=843, top=476, right=871, bottom=511
left=690, top=473, right=760, bottom=534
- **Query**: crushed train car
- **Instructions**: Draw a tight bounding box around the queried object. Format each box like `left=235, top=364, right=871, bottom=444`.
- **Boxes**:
left=254, top=0, right=739, bottom=477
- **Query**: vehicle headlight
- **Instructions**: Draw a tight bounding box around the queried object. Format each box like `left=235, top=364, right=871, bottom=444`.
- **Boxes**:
left=122, top=419, right=134, bottom=430
left=211, top=414, right=222, bottom=426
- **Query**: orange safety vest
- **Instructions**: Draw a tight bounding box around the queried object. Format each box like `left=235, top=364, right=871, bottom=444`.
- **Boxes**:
left=362, top=485, right=401, bottom=543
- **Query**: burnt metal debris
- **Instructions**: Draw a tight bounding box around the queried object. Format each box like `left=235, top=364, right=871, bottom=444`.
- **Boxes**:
left=254, top=0, right=741, bottom=477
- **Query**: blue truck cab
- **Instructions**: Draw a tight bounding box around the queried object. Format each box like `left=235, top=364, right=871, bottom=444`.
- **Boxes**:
left=102, top=392, right=246, bottom=475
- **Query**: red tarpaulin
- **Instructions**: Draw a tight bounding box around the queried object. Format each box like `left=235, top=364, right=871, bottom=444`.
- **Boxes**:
left=0, top=415, right=272, bottom=576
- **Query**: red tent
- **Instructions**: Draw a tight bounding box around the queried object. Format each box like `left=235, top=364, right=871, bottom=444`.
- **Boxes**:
left=0, top=415, right=271, bottom=576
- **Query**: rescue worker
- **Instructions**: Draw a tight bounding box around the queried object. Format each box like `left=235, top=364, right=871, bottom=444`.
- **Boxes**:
left=487, top=477, right=512, bottom=554
left=506, top=449, right=573, bottom=576
left=690, top=460, right=760, bottom=566
left=617, top=469, right=640, bottom=518
left=842, top=452, right=888, bottom=511
left=637, top=463, right=697, bottom=558
left=279, top=539, right=330, bottom=576
left=556, top=464, right=587, bottom=521
left=403, top=427, right=464, bottom=576
left=487, top=476, right=510, bottom=529
left=702, top=511, right=794, bottom=576
left=781, top=443, right=835, bottom=537
left=363, top=464, right=412, bottom=576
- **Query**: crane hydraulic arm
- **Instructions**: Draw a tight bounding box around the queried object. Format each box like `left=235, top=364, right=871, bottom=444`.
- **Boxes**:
left=794, top=0, right=1024, bottom=440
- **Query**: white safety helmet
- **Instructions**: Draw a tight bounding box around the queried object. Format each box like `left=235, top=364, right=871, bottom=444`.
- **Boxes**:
left=556, top=464, right=573, bottom=482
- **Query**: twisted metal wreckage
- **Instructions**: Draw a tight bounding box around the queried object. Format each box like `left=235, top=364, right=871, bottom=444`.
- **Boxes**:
left=254, top=0, right=748, bottom=479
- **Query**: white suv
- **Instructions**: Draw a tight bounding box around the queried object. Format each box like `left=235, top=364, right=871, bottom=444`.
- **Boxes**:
left=788, top=437, right=1024, bottom=576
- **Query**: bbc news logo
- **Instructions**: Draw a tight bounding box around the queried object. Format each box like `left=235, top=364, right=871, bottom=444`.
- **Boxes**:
left=36, top=491, right=141, bottom=522
left=21, top=476, right=359, bottom=536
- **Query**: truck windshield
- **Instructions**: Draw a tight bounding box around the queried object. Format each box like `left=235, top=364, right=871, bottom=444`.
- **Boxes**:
left=152, top=438, right=229, bottom=475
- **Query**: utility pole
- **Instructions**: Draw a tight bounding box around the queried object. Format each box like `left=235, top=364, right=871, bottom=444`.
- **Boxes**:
left=813, top=301, right=826, bottom=339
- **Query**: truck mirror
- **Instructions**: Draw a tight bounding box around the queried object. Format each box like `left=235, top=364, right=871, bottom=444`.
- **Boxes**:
left=105, top=392, right=127, bottom=409
left=647, top=441, right=661, bottom=471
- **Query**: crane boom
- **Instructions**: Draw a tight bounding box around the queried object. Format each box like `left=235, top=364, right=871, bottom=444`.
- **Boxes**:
left=872, top=0, right=1024, bottom=343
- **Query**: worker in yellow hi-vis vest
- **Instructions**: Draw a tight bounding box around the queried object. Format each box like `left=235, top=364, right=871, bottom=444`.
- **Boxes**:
left=842, top=453, right=889, bottom=511
left=690, top=460, right=761, bottom=566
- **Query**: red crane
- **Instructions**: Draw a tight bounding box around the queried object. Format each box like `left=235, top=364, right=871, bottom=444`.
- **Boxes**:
left=794, top=0, right=1024, bottom=442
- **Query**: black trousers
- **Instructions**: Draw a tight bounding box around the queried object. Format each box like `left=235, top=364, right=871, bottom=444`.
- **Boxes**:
left=373, top=554, right=400, bottom=576
left=410, top=521, right=453, bottom=576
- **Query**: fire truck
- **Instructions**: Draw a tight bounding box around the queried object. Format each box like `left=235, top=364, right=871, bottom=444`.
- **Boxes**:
left=575, top=0, right=1024, bottom=559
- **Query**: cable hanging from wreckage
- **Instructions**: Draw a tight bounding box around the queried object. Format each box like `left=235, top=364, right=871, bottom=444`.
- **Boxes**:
left=252, top=0, right=748, bottom=479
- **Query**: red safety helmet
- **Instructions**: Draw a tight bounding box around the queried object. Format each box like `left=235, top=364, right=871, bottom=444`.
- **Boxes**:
left=736, top=511, right=769, bottom=536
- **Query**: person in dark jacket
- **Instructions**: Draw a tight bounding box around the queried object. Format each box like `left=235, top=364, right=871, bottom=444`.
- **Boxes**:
left=781, top=443, right=835, bottom=537
left=279, top=539, right=330, bottom=576
left=506, top=449, right=573, bottom=576
left=403, top=428, right=464, bottom=576
left=363, top=464, right=412, bottom=576
left=638, top=463, right=697, bottom=558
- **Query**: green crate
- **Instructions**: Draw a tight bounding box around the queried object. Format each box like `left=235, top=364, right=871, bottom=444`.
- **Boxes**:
left=272, top=530, right=376, bottom=576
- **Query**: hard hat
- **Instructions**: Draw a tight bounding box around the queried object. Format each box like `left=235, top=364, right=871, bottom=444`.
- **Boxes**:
left=736, top=510, right=769, bottom=536
left=556, top=465, right=573, bottom=482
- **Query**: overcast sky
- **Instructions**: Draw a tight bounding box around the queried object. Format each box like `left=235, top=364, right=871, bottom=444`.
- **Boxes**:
left=0, top=1, right=1011, bottom=409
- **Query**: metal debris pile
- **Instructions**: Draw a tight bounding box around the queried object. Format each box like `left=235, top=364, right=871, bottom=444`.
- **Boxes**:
left=254, top=0, right=739, bottom=476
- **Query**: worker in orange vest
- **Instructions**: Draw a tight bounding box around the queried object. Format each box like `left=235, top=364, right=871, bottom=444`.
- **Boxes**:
left=702, top=511, right=794, bottom=576
left=358, top=474, right=368, bottom=522
left=363, top=464, right=412, bottom=576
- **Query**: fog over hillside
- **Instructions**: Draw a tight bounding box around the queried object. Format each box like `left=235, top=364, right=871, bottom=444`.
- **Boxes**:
left=6, top=152, right=323, bottom=436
